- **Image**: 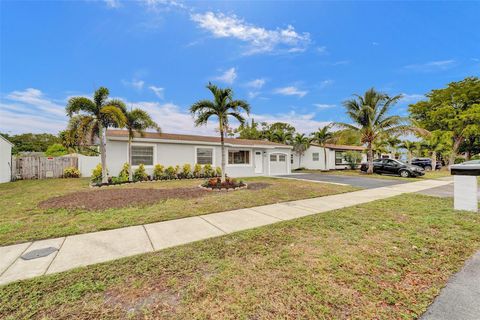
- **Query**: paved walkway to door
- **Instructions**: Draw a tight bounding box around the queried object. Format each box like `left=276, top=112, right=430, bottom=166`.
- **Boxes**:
left=0, top=179, right=451, bottom=286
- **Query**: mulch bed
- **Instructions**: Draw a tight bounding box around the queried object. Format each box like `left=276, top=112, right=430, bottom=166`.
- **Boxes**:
left=246, top=182, right=271, bottom=190
left=38, top=188, right=209, bottom=211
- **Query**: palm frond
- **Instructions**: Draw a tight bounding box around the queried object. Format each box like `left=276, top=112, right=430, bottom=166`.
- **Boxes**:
left=66, top=97, right=96, bottom=116
left=100, top=106, right=127, bottom=128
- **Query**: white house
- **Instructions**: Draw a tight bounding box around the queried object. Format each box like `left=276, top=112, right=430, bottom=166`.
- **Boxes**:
left=0, top=135, right=13, bottom=183
left=292, top=143, right=367, bottom=171
left=105, top=130, right=293, bottom=177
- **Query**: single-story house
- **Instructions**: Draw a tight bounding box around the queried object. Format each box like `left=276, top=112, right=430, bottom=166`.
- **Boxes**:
left=0, top=135, right=13, bottom=183
left=106, top=130, right=293, bottom=177
left=291, top=143, right=367, bottom=171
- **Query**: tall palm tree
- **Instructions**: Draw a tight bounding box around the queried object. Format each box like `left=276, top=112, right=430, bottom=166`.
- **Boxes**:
left=66, top=87, right=127, bottom=184
left=292, top=133, right=311, bottom=167
left=310, top=124, right=336, bottom=170
left=386, top=135, right=401, bottom=159
left=271, top=129, right=293, bottom=145
left=190, top=83, right=250, bottom=181
left=337, top=88, right=415, bottom=174
left=400, top=140, right=416, bottom=163
left=422, top=131, right=451, bottom=170
left=125, top=109, right=160, bottom=181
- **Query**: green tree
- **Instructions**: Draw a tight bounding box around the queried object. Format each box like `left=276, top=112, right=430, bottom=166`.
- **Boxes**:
left=292, top=133, right=311, bottom=167
left=235, top=119, right=264, bottom=140
left=386, top=135, right=401, bottom=159
left=0, top=133, right=60, bottom=154
left=190, top=83, right=250, bottom=181
left=409, top=77, right=480, bottom=164
left=332, top=129, right=362, bottom=146
left=124, top=108, right=160, bottom=181
left=422, top=131, right=452, bottom=170
left=337, top=88, right=416, bottom=174
left=400, top=140, right=416, bottom=163
left=264, top=122, right=296, bottom=144
left=66, top=87, right=127, bottom=184
left=45, top=143, right=69, bottom=157
left=310, top=124, right=336, bottom=170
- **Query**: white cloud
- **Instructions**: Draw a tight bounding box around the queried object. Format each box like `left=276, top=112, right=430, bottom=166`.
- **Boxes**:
left=314, top=103, right=336, bottom=109
left=6, top=88, right=66, bottom=117
left=403, top=59, right=456, bottom=71
left=319, top=79, right=334, bottom=89
left=122, top=79, right=145, bottom=90
left=149, top=86, right=165, bottom=99
left=214, top=67, right=237, bottom=84
left=190, top=11, right=310, bottom=55
left=400, top=93, right=424, bottom=103
left=273, top=86, right=308, bottom=98
left=248, top=91, right=260, bottom=99
left=104, top=0, right=121, bottom=8
left=245, top=78, right=265, bottom=89
left=250, top=111, right=331, bottom=134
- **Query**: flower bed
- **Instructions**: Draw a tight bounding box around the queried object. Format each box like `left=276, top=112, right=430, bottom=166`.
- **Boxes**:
left=200, top=178, right=247, bottom=191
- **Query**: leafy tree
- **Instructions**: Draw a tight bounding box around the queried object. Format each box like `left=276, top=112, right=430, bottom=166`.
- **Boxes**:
left=332, top=129, right=362, bottom=146
left=400, top=140, right=416, bottom=163
left=124, top=109, right=160, bottom=181
left=337, top=88, right=417, bottom=174
left=45, top=143, right=69, bottom=157
left=0, top=133, right=60, bottom=154
left=421, top=131, right=452, bottom=170
left=66, top=87, right=127, bottom=184
left=190, top=83, right=250, bottom=181
left=386, top=135, right=401, bottom=159
left=409, top=77, right=480, bottom=164
left=310, top=124, right=336, bottom=170
left=235, top=119, right=265, bottom=140
left=292, top=133, right=311, bottom=167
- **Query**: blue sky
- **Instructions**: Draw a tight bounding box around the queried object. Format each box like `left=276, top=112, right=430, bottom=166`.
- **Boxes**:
left=1, top=0, right=479, bottom=135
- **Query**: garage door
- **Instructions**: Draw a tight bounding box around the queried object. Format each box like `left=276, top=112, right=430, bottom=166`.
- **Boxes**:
left=269, top=153, right=288, bottom=175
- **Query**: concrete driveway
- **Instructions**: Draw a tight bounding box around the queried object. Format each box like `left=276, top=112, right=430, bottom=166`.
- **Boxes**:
left=277, top=173, right=410, bottom=189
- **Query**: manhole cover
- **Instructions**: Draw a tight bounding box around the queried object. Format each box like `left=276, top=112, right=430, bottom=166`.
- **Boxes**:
left=21, top=247, right=58, bottom=260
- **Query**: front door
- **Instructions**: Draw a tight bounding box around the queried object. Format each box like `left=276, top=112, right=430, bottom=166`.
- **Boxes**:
left=254, top=151, right=263, bottom=174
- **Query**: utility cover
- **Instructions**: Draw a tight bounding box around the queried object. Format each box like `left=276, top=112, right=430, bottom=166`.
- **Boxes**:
left=21, top=247, right=58, bottom=260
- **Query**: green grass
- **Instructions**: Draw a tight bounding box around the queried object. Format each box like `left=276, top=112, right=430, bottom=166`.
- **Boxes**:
left=1, top=194, right=479, bottom=319
left=296, top=169, right=453, bottom=181
left=0, top=177, right=356, bottom=246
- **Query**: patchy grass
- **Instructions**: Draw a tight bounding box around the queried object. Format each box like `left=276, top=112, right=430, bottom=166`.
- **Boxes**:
left=296, top=169, right=452, bottom=181
left=0, top=177, right=356, bottom=245
left=1, top=194, right=479, bottom=319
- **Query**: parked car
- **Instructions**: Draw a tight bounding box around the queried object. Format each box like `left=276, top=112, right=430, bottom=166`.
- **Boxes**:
left=410, top=158, right=442, bottom=171
left=360, top=159, right=425, bottom=177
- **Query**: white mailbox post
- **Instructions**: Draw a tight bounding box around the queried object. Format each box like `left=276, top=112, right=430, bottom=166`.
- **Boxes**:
left=451, top=163, right=479, bottom=212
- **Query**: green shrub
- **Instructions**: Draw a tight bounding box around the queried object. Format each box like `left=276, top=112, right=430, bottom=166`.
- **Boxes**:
left=454, top=157, right=465, bottom=164
left=153, top=164, right=164, bottom=180
left=118, top=163, right=130, bottom=181
left=472, top=154, right=480, bottom=160
left=182, top=164, right=192, bottom=178
left=193, top=163, right=202, bottom=178
left=133, top=164, right=148, bottom=182
left=91, top=164, right=103, bottom=184
left=215, top=166, right=222, bottom=177
left=165, top=166, right=176, bottom=179
left=203, top=164, right=214, bottom=177
left=45, top=143, right=69, bottom=157
left=63, top=166, right=80, bottom=178
left=344, top=151, right=362, bottom=170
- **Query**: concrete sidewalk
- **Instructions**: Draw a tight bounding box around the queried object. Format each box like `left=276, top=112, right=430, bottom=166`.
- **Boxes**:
left=0, top=179, right=451, bottom=286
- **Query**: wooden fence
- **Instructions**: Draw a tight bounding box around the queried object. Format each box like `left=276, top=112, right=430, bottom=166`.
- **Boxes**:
left=13, top=156, right=78, bottom=180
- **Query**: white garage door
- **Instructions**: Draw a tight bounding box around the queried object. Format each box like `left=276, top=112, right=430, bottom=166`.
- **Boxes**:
left=269, top=153, right=288, bottom=175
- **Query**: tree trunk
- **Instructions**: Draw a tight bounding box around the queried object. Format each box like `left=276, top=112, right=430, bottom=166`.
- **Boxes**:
left=323, top=146, right=328, bottom=171
left=431, top=151, right=437, bottom=171
left=367, top=143, right=374, bottom=174
left=99, top=124, right=108, bottom=184
left=449, top=136, right=464, bottom=166
left=128, top=138, right=133, bottom=181
left=299, top=153, right=302, bottom=167
left=407, top=151, right=412, bottom=163
left=220, top=129, right=226, bottom=182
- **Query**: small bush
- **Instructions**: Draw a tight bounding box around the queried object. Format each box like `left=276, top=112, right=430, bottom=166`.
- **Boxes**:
left=202, top=177, right=245, bottom=190
left=165, top=166, right=176, bottom=179
left=63, top=166, right=80, bottom=178
left=45, top=143, right=69, bottom=157
left=153, top=164, right=164, bottom=180
left=471, top=154, right=480, bottom=160
left=344, top=151, right=362, bottom=170
left=182, top=164, right=192, bottom=178
left=118, top=163, right=130, bottom=181
left=204, top=164, right=214, bottom=178
left=454, top=157, right=465, bottom=164
left=193, top=163, right=202, bottom=178
left=133, top=164, right=148, bottom=182
left=215, top=166, right=222, bottom=177
left=91, top=164, right=103, bottom=184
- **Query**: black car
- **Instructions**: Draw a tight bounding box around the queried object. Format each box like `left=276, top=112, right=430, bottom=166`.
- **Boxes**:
left=410, top=158, right=442, bottom=171
left=360, top=159, right=425, bottom=177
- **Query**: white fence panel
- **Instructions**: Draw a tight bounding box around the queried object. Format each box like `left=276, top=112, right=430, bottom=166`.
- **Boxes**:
left=78, top=155, right=101, bottom=177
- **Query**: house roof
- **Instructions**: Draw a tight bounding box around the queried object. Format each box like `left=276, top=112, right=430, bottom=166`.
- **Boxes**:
left=106, top=130, right=292, bottom=148
left=0, top=135, right=14, bottom=146
left=312, top=143, right=365, bottom=151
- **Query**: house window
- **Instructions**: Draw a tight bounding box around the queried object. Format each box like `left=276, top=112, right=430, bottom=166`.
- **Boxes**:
left=278, top=154, right=286, bottom=162
left=312, top=152, right=319, bottom=161
left=270, top=154, right=277, bottom=162
left=131, top=146, right=154, bottom=166
left=290, top=154, right=294, bottom=164
left=229, top=150, right=250, bottom=165
left=335, top=151, right=344, bottom=165
left=196, top=148, right=213, bottom=165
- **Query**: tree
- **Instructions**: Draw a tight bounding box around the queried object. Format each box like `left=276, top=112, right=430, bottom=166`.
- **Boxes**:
left=292, top=133, right=311, bottom=167
left=409, top=77, right=480, bottom=165
left=124, top=109, right=160, bottom=181
left=337, top=88, right=416, bottom=174
left=235, top=119, right=264, bottom=140
left=45, top=143, right=69, bottom=157
left=400, top=140, right=416, bottom=163
left=0, top=133, right=60, bottom=154
left=386, top=135, right=401, bottom=159
left=422, top=131, right=451, bottom=170
left=66, top=87, right=127, bottom=184
left=190, top=83, right=250, bottom=182
left=332, top=129, right=362, bottom=146
left=310, top=124, right=336, bottom=170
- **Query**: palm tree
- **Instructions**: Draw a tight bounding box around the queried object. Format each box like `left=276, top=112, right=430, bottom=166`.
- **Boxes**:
left=292, top=133, right=311, bottom=167
left=337, top=88, right=415, bottom=174
left=310, top=124, right=336, bottom=170
left=400, top=140, right=416, bottom=163
left=66, top=87, right=127, bottom=184
left=271, top=129, right=293, bottom=145
left=190, top=83, right=250, bottom=181
left=125, top=109, right=160, bottom=181
left=422, top=132, right=451, bottom=170
left=386, top=135, right=401, bottom=159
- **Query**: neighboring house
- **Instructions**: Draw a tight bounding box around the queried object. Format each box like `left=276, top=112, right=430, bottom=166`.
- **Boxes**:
left=0, top=135, right=13, bottom=183
left=106, top=130, right=293, bottom=177
left=292, top=143, right=367, bottom=170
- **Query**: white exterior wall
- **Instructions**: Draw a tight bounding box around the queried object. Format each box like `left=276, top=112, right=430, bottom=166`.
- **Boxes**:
left=0, top=137, right=12, bottom=183
left=106, top=138, right=291, bottom=177
left=292, top=146, right=367, bottom=171
left=77, top=155, right=101, bottom=177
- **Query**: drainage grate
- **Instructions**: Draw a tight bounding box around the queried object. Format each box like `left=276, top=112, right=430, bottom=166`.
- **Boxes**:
left=21, top=247, right=58, bottom=260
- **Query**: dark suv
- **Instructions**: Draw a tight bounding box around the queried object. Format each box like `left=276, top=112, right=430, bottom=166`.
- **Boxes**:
left=360, top=159, right=425, bottom=177
left=410, top=158, right=441, bottom=171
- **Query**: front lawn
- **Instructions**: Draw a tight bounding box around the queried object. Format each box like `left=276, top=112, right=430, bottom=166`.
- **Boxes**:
left=1, top=194, right=479, bottom=319
left=296, top=169, right=452, bottom=180
left=0, top=177, right=356, bottom=245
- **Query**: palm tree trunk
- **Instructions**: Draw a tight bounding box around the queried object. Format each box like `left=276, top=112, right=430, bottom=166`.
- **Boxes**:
left=220, top=129, right=226, bottom=182
left=407, top=150, right=412, bottom=163
left=431, top=151, right=437, bottom=171
left=323, top=145, right=328, bottom=171
left=367, top=143, right=374, bottom=174
left=99, top=124, right=108, bottom=184
left=128, top=138, right=133, bottom=181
